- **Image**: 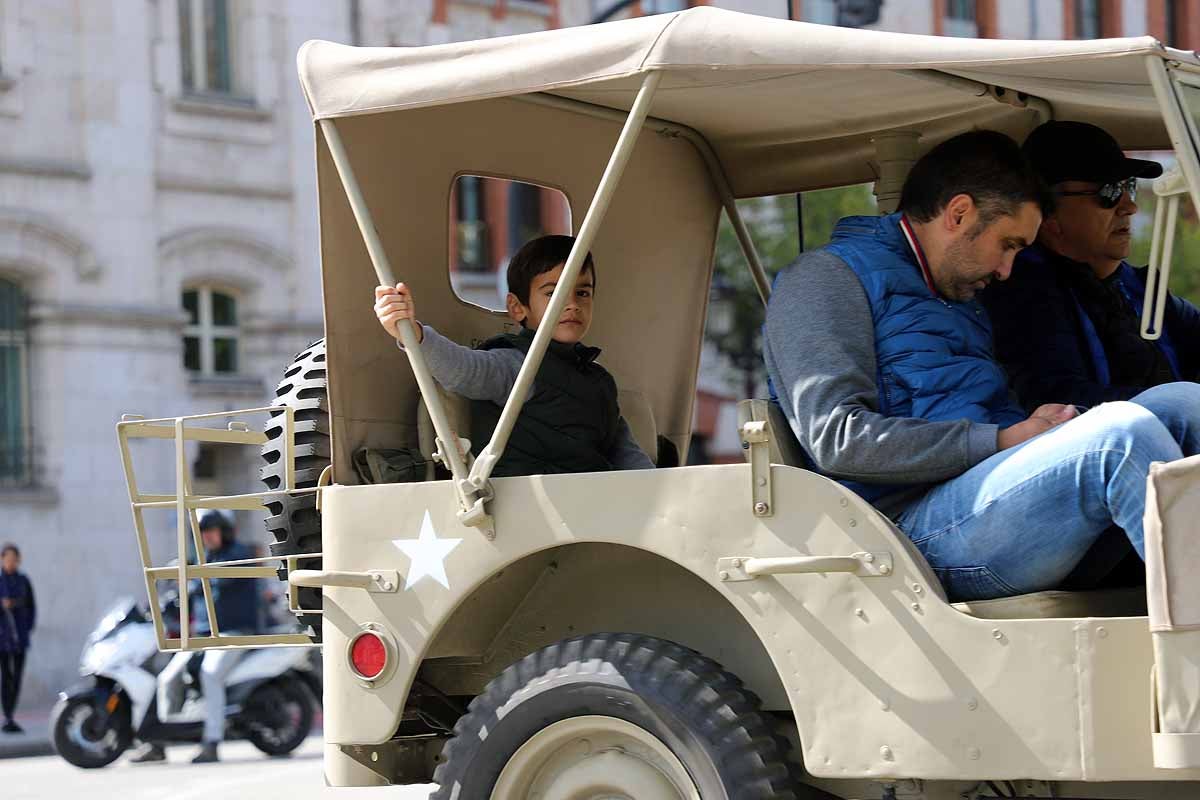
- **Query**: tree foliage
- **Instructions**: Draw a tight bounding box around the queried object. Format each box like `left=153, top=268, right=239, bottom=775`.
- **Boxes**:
left=706, top=185, right=877, bottom=398
left=1130, top=193, right=1200, bottom=306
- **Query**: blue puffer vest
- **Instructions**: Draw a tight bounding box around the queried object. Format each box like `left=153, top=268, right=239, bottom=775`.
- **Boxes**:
left=823, top=213, right=1025, bottom=502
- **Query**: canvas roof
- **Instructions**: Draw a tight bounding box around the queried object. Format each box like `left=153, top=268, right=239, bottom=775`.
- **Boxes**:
left=297, top=7, right=1199, bottom=195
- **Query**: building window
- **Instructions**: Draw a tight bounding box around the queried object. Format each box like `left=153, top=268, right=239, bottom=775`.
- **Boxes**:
left=183, top=287, right=240, bottom=375
left=1075, top=0, right=1102, bottom=38
left=178, top=0, right=234, bottom=96
left=449, top=175, right=572, bottom=311
left=942, top=0, right=979, bottom=37
left=455, top=176, right=491, bottom=274
left=0, top=278, right=30, bottom=485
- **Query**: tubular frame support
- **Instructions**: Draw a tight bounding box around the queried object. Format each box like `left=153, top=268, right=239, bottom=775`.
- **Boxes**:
left=467, top=72, right=664, bottom=492
left=318, top=117, right=491, bottom=535
left=897, top=69, right=1055, bottom=123
left=1148, top=58, right=1200, bottom=247
left=516, top=89, right=771, bottom=305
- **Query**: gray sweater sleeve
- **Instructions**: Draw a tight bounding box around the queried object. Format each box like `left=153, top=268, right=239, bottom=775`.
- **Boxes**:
left=400, top=325, right=523, bottom=405
left=609, top=417, right=655, bottom=470
left=763, top=250, right=999, bottom=484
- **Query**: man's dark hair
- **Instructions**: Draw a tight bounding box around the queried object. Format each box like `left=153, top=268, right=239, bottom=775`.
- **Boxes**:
left=507, top=235, right=595, bottom=306
left=899, top=130, right=1053, bottom=228
left=198, top=511, right=235, bottom=547
left=0, top=543, right=18, bottom=559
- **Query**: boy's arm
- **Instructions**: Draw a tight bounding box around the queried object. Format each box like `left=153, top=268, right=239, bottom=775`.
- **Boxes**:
left=609, top=417, right=655, bottom=470
left=400, top=326, right=523, bottom=405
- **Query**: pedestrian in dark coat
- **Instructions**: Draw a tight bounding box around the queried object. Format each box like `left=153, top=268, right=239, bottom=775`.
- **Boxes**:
left=0, top=543, right=34, bottom=733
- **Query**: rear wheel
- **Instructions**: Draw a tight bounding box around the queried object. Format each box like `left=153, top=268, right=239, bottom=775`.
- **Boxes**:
left=260, top=339, right=329, bottom=641
left=244, top=678, right=315, bottom=756
left=432, top=633, right=805, bottom=799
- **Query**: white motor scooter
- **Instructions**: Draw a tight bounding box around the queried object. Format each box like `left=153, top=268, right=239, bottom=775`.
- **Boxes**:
left=50, top=597, right=320, bottom=769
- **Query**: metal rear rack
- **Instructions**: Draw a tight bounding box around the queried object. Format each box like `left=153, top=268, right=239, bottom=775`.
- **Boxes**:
left=117, top=406, right=318, bottom=651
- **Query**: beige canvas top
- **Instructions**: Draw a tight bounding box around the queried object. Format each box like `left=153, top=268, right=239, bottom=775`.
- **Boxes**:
left=297, top=6, right=1199, bottom=196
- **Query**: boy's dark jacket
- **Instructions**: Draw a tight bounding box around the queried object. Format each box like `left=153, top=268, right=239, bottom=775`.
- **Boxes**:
left=985, top=243, right=1200, bottom=411
left=470, top=328, right=619, bottom=477
left=0, top=571, right=35, bottom=652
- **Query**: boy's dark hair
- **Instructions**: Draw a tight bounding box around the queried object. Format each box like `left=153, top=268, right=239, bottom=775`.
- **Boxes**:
left=506, top=235, right=595, bottom=306
left=899, top=130, right=1053, bottom=229
left=1, top=543, right=19, bottom=559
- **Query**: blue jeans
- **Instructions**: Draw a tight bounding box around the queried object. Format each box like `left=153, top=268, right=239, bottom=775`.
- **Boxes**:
left=894, top=382, right=1200, bottom=601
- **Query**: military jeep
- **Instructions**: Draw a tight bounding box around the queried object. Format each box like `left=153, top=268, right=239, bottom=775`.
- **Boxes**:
left=118, top=8, right=1200, bottom=799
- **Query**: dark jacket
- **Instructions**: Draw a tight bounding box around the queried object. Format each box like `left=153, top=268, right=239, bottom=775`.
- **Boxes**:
left=470, top=329, right=620, bottom=478
left=984, top=243, right=1200, bottom=411
left=0, top=571, right=35, bottom=652
left=192, top=541, right=259, bottom=635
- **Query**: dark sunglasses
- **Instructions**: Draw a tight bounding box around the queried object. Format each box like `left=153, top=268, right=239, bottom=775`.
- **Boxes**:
left=1055, top=177, right=1138, bottom=209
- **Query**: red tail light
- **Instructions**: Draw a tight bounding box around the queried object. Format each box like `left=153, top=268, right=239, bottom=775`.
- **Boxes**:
left=349, top=631, right=387, bottom=680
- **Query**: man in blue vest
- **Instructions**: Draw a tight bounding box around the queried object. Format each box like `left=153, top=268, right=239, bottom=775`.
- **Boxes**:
left=984, top=121, right=1199, bottom=411
left=764, top=130, right=1200, bottom=601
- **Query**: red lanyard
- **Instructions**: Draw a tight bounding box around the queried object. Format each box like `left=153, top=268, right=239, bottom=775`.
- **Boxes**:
left=899, top=215, right=936, bottom=296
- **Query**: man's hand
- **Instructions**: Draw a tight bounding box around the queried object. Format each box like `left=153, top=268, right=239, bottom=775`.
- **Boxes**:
left=1, top=598, right=13, bottom=610
left=998, top=403, right=1078, bottom=450
left=374, top=283, right=423, bottom=343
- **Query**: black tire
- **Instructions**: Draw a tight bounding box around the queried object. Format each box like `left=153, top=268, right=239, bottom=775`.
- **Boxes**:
left=50, top=690, right=132, bottom=769
left=243, top=678, right=315, bottom=756
left=432, top=633, right=805, bottom=799
left=261, top=339, right=329, bottom=640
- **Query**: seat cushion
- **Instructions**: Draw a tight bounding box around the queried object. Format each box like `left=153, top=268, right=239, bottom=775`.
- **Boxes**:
left=952, top=586, right=1147, bottom=619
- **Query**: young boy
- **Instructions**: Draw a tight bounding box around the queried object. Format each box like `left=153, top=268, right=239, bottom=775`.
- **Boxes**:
left=374, top=235, right=653, bottom=477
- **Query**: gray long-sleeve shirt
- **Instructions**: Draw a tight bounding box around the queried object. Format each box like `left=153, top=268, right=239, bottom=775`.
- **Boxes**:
left=763, top=250, right=1001, bottom=515
left=403, top=325, right=654, bottom=471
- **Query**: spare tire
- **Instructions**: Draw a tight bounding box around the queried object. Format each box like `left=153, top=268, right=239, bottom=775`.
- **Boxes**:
left=260, top=339, right=329, bottom=641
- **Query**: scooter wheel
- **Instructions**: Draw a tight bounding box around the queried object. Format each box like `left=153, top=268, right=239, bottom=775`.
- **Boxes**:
left=50, top=690, right=132, bottom=769
left=244, top=679, right=314, bottom=756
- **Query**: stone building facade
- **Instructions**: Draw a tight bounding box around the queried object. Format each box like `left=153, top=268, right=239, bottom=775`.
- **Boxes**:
left=0, top=0, right=601, bottom=711
left=0, top=0, right=1189, bottom=710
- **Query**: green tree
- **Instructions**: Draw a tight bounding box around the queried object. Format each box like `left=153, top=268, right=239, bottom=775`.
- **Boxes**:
left=706, top=185, right=877, bottom=399
left=1130, top=193, right=1200, bottom=306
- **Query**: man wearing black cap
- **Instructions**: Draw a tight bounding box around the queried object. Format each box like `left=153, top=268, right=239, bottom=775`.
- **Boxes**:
left=985, top=120, right=1200, bottom=411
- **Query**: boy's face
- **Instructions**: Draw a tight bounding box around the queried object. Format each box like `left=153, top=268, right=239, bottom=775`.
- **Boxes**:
left=506, top=262, right=594, bottom=345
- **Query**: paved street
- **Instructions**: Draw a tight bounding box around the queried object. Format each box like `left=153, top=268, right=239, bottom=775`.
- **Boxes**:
left=4, top=738, right=435, bottom=800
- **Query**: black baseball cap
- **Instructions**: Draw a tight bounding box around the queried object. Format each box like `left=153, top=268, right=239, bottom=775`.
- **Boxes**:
left=1023, top=121, right=1163, bottom=185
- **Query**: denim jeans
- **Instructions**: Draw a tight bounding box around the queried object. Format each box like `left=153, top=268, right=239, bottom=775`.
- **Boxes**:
left=894, top=382, right=1200, bottom=601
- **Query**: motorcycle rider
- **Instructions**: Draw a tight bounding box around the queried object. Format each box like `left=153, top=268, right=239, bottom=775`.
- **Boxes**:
left=130, top=511, right=260, bottom=763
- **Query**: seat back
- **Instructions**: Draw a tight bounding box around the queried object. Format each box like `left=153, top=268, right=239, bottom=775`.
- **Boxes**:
left=617, top=388, right=657, bottom=466
left=417, top=386, right=472, bottom=480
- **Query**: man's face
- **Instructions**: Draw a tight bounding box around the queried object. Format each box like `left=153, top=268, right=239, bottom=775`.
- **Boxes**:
left=201, top=527, right=222, bottom=552
left=936, top=201, right=1042, bottom=302
left=507, top=262, right=595, bottom=345
left=1046, top=179, right=1137, bottom=264
left=1, top=551, right=17, bottom=573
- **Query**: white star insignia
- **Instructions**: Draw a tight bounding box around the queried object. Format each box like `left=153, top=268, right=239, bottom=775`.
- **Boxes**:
left=392, top=511, right=462, bottom=590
